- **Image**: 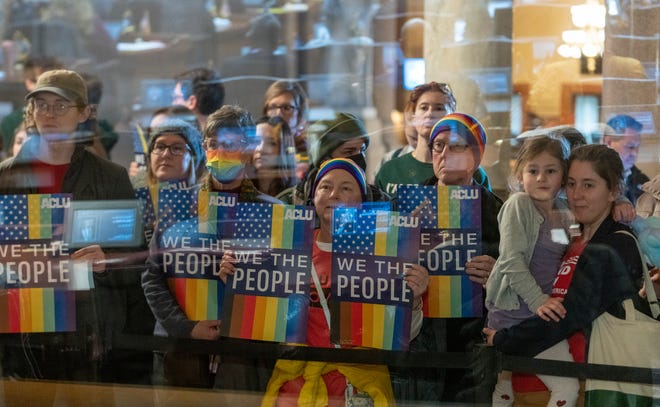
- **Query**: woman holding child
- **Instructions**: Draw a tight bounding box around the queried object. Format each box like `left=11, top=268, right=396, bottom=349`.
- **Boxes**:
left=484, top=144, right=650, bottom=403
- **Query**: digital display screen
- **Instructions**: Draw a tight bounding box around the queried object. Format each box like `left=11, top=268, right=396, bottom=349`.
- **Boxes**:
left=66, top=201, right=143, bottom=248
left=402, top=58, right=425, bottom=91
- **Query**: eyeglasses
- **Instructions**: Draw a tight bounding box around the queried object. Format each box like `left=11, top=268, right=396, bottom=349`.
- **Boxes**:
left=203, top=139, right=245, bottom=152
left=33, top=101, right=79, bottom=117
left=429, top=140, right=469, bottom=154
left=266, top=104, right=297, bottom=114
left=151, top=143, right=190, bottom=156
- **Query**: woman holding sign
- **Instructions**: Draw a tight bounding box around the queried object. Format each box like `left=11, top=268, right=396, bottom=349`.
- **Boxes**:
left=408, top=113, right=504, bottom=403
left=142, top=105, right=282, bottom=390
left=222, top=158, right=429, bottom=406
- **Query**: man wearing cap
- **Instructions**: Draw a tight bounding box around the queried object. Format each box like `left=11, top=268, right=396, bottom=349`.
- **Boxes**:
left=602, top=114, right=649, bottom=205
left=0, top=69, right=153, bottom=383
left=278, top=111, right=390, bottom=205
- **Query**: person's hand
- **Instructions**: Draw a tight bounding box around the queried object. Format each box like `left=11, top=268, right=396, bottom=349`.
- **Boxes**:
left=536, top=297, right=566, bottom=322
left=218, top=251, right=237, bottom=284
left=404, top=264, right=429, bottom=299
left=128, top=161, right=142, bottom=178
left=639, top=266, right=660, bottom=299
left=612, top=200, right=635, bottom=223
left=191, top=320, right=221, bottom=340
left=482, top=327, right=496, bottom=346
left=71, top=244, right=106, bottom=273
left=465, top=255, right=496, bottom=287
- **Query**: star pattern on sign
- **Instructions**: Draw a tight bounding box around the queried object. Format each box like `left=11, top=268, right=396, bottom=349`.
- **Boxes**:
left=135, top=187, right=155, bottom=226
left=333, top=209, right=376, bottom=256
left=0, top=196, right=29, bottom=242
left=157, top=189, right=197, bottom=235
left=233, top=203, right=271, bottom=249
left=397, top=185, right=437, bottom=229
left=160, top=217, right=199, bottom=248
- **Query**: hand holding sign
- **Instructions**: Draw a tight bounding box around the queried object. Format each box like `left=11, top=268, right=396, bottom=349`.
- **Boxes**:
left=403, top=263, right=429, bottom=298
left=465, top=254, right=496, bottom=287
left=218, top=250, right=236, bottom=283
left=191, top=319, right=221, bottom=340
left=70, top=244, right=107, bottom=273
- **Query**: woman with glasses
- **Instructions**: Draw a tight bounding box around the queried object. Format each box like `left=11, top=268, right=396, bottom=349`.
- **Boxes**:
left=392, top=113, right=503, bottom=404
left=142, top=104, right=281, bottom=390
left=145, top=119, right=205, bottom=187
left=262, top=80, right=310, bottom=179
left=129, top=105, right=199, bottom=185
left=0, top=69, right=146, bottom=383
left=375, top=81, right=491, bottom=197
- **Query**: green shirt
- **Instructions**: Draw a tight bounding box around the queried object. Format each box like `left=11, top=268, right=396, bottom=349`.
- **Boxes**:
left=375, top=152, right=433, bottom=195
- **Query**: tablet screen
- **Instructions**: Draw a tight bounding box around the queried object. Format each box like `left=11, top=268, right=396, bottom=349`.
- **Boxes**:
left=65, top=200, right=143, bottom=249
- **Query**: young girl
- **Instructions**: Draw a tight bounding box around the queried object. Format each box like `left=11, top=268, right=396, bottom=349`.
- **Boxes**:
left=485, top=135, right=580, bottom=407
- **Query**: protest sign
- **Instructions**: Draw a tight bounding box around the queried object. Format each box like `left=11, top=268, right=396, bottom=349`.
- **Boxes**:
left=0, top=194, right=77, bottom=333
left=157, top=188, right=237, bottom=320
left=221, top=203, right=314, bottom=344
left=135, top=180, right=189, bottom=242
left=398, top=185, right=483, bottom=318
left=330, top=206, right=419, bottom=351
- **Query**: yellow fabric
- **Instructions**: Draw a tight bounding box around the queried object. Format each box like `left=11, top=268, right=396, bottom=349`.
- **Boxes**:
left=261, top=359, right=395, bottom=407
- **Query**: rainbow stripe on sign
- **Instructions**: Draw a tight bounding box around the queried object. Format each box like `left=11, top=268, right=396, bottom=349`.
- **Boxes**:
left=198, top=191, right=218, bottom=235
left=270, top=205, right=313, bottom=250
left=27, top=195, right=53, bottom=239
left=0, top=288, right=76, bottom=333
left=424, top=275, right=483, bottom=318
left=197, top=191, right=237, bottom=235
left=435, top=187, right=478, bottom=229
left=338, top=302, right=410, bottom=351
left=168, top=278, right=223, bottom=320
left=396, top=185, right=481, bottom=230
left=223, top=293, right=307, bottom=343
left=373, top=211, right=393, bottom=256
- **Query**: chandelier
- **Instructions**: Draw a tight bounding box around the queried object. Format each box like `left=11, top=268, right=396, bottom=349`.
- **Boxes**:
left=557, top=1, right=606, bottom=60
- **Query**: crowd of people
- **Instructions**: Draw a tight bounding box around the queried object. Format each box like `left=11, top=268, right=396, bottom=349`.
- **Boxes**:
left=0, top=63, right=657, bottom=407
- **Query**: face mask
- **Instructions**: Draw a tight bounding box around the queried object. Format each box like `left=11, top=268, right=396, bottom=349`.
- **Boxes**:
left=346, top=152, right=367, bottom=172
left=205, top=150, right=245, bottom=183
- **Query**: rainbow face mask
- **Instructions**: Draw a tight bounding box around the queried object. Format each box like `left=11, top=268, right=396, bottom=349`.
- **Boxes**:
left=205, top=150, right=245, bottom=183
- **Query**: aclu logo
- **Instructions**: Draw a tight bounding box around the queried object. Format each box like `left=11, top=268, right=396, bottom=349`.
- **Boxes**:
left=41, top=197, right=71, bottom=209
left=209, top=195, right=237, bottom=207
left=285, top=208, right=314, bottom=220
left=450, top=188, right=479, bottom=200
left=389, top=215, right=418, bottom=228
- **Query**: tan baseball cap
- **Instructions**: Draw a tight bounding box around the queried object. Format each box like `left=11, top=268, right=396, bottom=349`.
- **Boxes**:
left=25, top=69, right=88, bottom=105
